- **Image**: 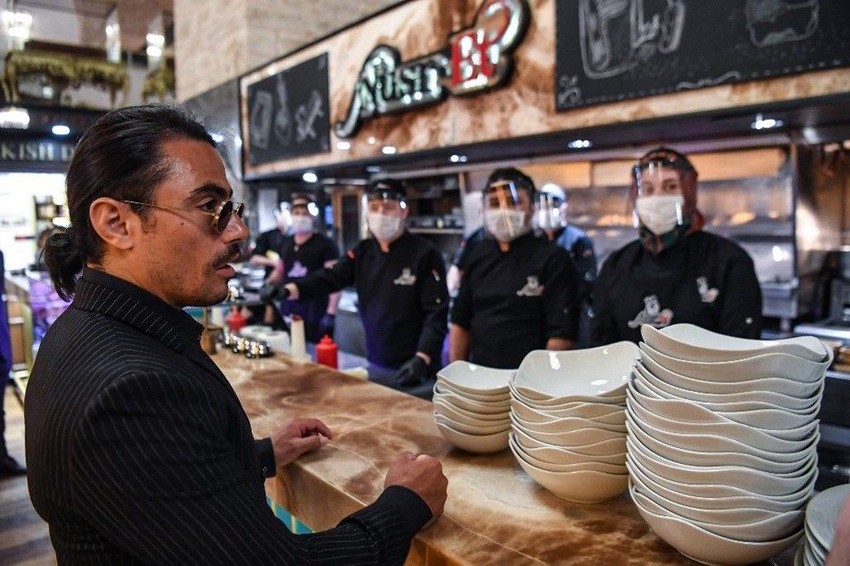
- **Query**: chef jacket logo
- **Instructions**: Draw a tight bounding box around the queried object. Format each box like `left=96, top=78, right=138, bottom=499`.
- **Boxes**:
left=335, top=0, right=529, bottom=138
left=516, top=276, right=543, bottom=297
left=394, top=268, right=417, bottom=286
left=696, top=276, right=719, bottom=303
left=287, top=261, right=309, bottom=279
left=628, top=295, right=673, bottom=329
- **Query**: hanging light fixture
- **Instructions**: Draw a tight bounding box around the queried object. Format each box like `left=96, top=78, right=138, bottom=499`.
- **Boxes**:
left=0, top=106, right=30, bottom=128
left=2, top=0, right=32, bottom=51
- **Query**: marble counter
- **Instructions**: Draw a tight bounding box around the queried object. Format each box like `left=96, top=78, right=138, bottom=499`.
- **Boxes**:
left=212, top=350, right=695, bottom=565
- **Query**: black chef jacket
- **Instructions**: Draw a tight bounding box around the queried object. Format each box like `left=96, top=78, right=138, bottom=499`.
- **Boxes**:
left=592, top=230, right=763, bottom=346
left=451, top=232, right=581, bottom=369
left=279, top=233, right=340, bottom=342
left=251, top=228, right=287, bottom=276
left=295, top=232, right=449, bottom=369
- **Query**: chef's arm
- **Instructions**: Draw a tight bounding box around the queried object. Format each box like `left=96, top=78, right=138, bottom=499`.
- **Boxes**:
left=286, top=253, right=356, bottom=302
left=546, top=337, right=574, bottom=350
left=415, top=251, right=449, bottom=364
left=449, top=324, right=470, bottom=362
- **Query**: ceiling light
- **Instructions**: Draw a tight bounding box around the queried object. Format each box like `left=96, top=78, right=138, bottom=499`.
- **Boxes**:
left=0, top=106, right=30, bottom=129
left=450, top=154, right=460, bottom=163
left=365, top=165, right=382, bottom=173
left=751, top=113, right=784, bottom=130
left=382, top=145, right=397, bottom=155
left=336, top=141, right=351, bottom=150
left=568, top=139, right=592, bottom=149
left=302, top=171, right=318, bottom=183
left=51, top=124, right=70, bottom=136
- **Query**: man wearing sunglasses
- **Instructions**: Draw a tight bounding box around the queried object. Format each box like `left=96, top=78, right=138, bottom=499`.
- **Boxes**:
left=591, top=146, right=762, bottom=345
left=25, top=105, right=447, bottom=564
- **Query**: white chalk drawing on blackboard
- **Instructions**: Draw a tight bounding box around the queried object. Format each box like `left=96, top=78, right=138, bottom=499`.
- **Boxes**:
left=249, top=90, right=273, bottom=150
left=295, top=91, right=325, bottom=144
left=579, top=0, right=686, bottom=79
left=557, top=74, right=583, bottom=106
left=745, top=0, right=819, bottom=47
left=676, top=70, right=743, bottom=91
left=273, top=75, right=294, bottom=146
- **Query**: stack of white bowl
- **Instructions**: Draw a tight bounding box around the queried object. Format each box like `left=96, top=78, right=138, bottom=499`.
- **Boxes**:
left=508, top=342, right=639, bottom=503
left=432, top=361, right=513, bottom=453
left=796, top=484, right=850, bottom=565
left=627, top=323, right=832, bottom=565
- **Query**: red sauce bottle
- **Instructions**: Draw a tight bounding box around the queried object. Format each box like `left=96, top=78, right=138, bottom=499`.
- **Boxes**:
left=315, top=335, right=338, bottom=369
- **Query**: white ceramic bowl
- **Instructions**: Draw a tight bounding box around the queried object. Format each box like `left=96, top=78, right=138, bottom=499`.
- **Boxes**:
left=436, top=360, right=513, bottom=395
left=805, top=484, right=850, bottom=551
left=509, top=397, right=625, bottom=423
left=434, top=420, right=509, bottom=453
left=631, top=487, right=804, bottom=565
left=512, top=424, right=627, bottom=456
left=514, top=453, right=629, bottom=503
left=626, top=459, right=810, bottom=514
left=436, top=378, right=511, bottom=402
left=509, top=435, right=627, bottom=474
left=511, top=414, right=625, bottom=447
left=433, top=397, right=510, bottom=422
left=642, top=323, right=829, bottom=363
left=433, top=385, right=511, bottom=414
left=638, top=356, right=822, bottom=411
left=631, top=484, right=804, bottom=543
left=512, top=411, right=627, bottom=434
left=630, top=375, right=818, bottom=433
left=513, top=342, right=639, bottom=398
left=627, top=437, right=818, bottom=497
left=510, top=381, right=627, bottom=406
left=434, top=413, right=511, bottom=436
left=510, top=432, right=626, bottom=466
left=639, top=342, right=829, bottom=388
left=626, top=417, right=816, bottom=473
left=627, top=385, right=819, bottom=442
left=626, top=452, right=816, bottom=506
left=626, top=390, right=818, bottom=454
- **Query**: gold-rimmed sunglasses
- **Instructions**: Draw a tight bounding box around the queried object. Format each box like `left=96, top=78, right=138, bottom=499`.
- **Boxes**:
left=122, top=199, right=245, bottom=233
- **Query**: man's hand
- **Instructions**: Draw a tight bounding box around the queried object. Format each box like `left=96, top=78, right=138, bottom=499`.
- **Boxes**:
left=395, top=355, right=428, bottom=387
left=318, top=313, right=336, bottom=338
left=384, top=452, right=448, bottom=520
left=260, top=283, right=289, bottom=303
left=270, top=417, right=333, bottom=467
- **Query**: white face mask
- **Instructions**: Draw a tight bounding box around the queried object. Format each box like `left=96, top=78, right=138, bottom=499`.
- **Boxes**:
left=485, top=209, right=529, bottom=242
left=635, top=195, right=684, bottom=235
left=367, top=212, right=403, bottom=241
left=290, top=215, right=313, bottom=235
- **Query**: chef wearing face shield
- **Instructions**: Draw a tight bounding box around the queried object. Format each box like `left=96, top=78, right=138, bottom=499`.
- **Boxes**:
left=535, top=184, right=598, bottom=347
left=276, top=180, right=449, bottom=398
left=449, top=168, right=581, bottom=369
left=591, top=147, right=762, bottom=346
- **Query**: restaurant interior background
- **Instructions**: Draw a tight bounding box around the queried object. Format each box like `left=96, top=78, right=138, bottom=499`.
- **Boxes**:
left=1, top=0, right=850, bottom=489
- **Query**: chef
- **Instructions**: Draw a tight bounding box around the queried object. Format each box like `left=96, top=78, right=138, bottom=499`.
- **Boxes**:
left=592, top=147, right=762, bottom=345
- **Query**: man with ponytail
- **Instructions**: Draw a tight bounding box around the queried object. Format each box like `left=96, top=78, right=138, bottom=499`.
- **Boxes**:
left=25, top=105, right=446, bottom=564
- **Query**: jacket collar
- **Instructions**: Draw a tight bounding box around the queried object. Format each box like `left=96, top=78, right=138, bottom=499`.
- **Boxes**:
left=72, top=267, right=203, bottom=353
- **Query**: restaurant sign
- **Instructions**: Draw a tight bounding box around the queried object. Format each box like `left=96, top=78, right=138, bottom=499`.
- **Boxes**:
left=0, top=138, right=76, bottom=172
left=335, top=0, right=529, bottom=139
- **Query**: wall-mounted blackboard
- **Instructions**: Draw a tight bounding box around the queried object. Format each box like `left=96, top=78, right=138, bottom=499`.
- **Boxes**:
left=245, top=53, right=330, bottom=165
left=555, top=0, right=850, bottom=111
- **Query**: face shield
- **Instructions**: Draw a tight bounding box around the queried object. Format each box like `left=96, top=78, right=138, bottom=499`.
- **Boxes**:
left=364, top=185, right=407, bottom=241
left=534, top=193, right=567, bottom=231
left=632, top=160, right=686, bottom=235
left=483, top=180, right=532, bottom=242
left=289, top=199, right=317, bottom=234
left=273, top=203, right=292, bottom=232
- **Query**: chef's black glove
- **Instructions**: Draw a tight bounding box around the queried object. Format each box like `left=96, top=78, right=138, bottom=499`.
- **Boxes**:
left=260, top=283, right=288, bottom=303
left=318, top=313, right=336, bottom=339
left=395, top=355, right=428, bottom=387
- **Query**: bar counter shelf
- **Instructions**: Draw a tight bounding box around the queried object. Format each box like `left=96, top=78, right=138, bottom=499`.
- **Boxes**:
left=211, top=349, right=694, bottom=565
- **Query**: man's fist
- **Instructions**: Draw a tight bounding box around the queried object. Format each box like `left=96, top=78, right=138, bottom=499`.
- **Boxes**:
left=395, top=355, right=428, bottom=387
left=260, top=283, right=288, bottom=303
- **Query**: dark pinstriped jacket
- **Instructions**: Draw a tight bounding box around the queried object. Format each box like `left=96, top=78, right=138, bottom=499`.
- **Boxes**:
left=25, top=268, right=430, bottom=564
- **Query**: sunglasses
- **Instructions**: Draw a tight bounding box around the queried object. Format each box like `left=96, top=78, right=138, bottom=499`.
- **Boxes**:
left=122, top=199, right=245, bottom=233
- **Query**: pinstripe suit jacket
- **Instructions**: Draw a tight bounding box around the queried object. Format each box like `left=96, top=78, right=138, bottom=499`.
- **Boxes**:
left=25, top=268, right=430, bottom=565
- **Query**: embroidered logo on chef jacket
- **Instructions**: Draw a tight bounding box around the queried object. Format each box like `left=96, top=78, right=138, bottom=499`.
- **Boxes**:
left=393, top=268, right=417, bottom=286
left=627, top=295, right=673, bottom=328
left=696, top=276, right=719, bottom=303
left=287, top=261, right=308, bottom=278
left=516, top=276, right=544, bottom=297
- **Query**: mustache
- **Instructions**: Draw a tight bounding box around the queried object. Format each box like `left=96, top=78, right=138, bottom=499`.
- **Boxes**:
left=213, top=244, right=242, bottom=267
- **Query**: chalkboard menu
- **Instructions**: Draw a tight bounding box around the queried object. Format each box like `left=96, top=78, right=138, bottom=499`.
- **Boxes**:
left=245, top=53, right=330, bottom=165
left=555, top=0, right=850, bottom=111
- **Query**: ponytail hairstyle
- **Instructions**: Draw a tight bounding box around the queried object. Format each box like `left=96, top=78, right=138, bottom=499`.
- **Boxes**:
left=44, top=105, right=214, bottom=300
